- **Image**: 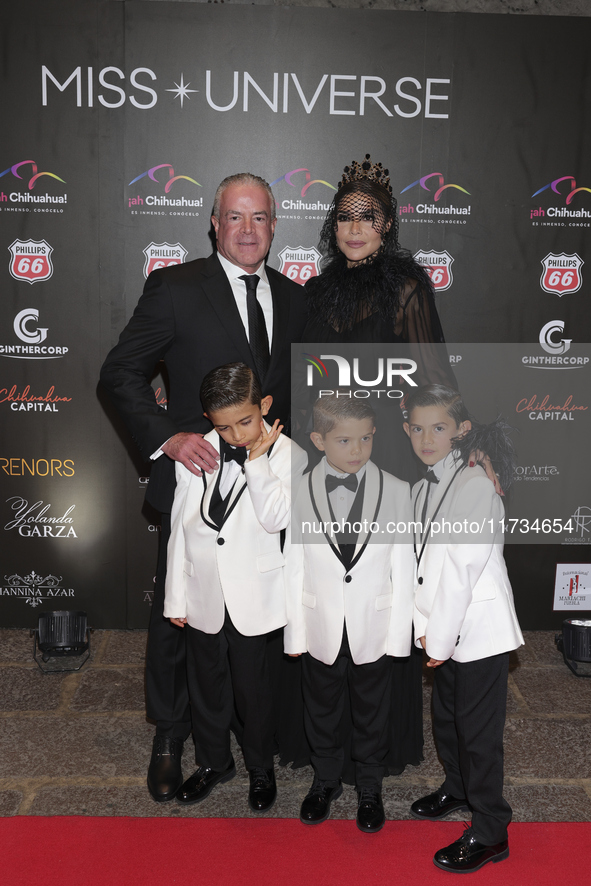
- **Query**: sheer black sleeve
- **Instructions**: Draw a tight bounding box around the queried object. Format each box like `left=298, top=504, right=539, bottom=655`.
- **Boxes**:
left=396, top=279, right=457, bottom=387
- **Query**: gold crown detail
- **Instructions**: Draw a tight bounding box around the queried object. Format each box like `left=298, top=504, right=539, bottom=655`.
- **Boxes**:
left=339, top=154, right=392, bottom=194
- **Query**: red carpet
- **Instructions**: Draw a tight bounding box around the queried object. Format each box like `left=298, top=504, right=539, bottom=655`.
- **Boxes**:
left=1, top=818, right=586, bottom=885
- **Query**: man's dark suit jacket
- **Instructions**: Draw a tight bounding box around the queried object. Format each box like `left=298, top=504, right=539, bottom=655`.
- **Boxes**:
left=100, top=253, right=307, bottom=513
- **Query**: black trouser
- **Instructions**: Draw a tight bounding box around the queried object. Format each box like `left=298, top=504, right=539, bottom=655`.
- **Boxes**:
left=433, top=652, right=512, bottom=845
left=302, top=628, right=392, bottom=790
left=185, top=609, right=275, bottom=771
left=145, top=513, right=192, bottom=740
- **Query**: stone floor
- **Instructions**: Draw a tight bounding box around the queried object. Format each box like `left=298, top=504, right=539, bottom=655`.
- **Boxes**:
left=1, top=629, right=590, bottom=820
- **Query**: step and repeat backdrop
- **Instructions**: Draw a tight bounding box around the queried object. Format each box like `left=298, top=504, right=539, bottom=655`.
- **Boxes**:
left=1, top=1, right=589, bottom=629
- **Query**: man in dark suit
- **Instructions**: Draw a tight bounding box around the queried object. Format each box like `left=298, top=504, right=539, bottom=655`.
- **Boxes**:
left=100, top=173, right=307, bottom=802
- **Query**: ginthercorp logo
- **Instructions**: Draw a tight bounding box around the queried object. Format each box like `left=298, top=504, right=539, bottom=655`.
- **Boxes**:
left=0, top=160, right=67, bottom=212
left=414, top=250, right=454, bottom=291
left=540, top=320, right=571, bottom=356
left=278, top=247, right=321, bottom=285
left=0, top=309, right=68, bottom=360
left=272, top=168, right=336, bottom=220
left=128, top=163, right=203, bottom=214
left=143, top=242, right=188, bottom=278
left=531, top=176, right=591, bottom=227
left=304, top=353, right=417, bottom=398
left=8, top=239, right=53, bottom=283
left=1, top=571, right=75, bottom=608
left=399, top=173, right=471, bottom=226
left=540, top=253, right=583, bottom=296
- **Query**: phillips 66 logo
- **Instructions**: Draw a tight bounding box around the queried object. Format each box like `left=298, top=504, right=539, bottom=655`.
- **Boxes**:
left=143, top=242, right=188, bottom=278
left=8, top=239, right=54, bottom=284
left=278, top=246, right=320, bottom=285
left=540, top=253, right=583, bottom=296
left=413, top=249, right=454, bottom=291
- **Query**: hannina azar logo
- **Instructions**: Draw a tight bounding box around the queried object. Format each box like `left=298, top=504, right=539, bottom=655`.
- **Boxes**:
left=0, top=160, right=67, bottom=208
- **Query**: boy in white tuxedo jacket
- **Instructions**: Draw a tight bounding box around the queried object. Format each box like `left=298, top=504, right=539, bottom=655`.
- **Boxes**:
left=164, top=363, right=307, bottom=813
left=403, top=384, right=523, bottom=874
left=285, top=395, right=414, bottom=833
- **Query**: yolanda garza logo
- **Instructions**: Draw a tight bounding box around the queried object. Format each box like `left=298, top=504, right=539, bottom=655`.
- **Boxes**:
left=128, top=164, right=203, bottom=214
left=1, top=570, right=76, bottom=608
left=278, top=246, right=321, bottom=285
left=0, top=309, right=68, bottom=360
left=272, top=169, right=336, bottom=220
left=8, top=240, right=53, bottom=283
left=540, top=253, right=583, bottom=296
left=143, top=242, right=188, bottom=278
left=0, top=383, right=72, bottom=413
left=515, top=394, right=588, bottom=421
left=4, top=497, right=77, bottom=538
left=530, top=176, right=591, bottom=227
left=413, top=250, right=454, bottom=291
left=0, top=160, right=67, bottom=212
left=399, top=173, right=471, bottom=226
left=304, top=353, right=417, bottom=399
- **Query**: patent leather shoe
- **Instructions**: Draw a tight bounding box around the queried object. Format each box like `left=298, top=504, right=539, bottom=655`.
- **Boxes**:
left=177, top=757, right=236, bottom=805
left=411, top=787, right=470, bottom=820
left=433, top=827, right=509, bottom=873
left=300, top=779, right=343, bottom=824
left=356, top=789, right=385, bottom=833
left=147, top=735, right=184, bottom=802
left=248, top=767, right=277, bottom=813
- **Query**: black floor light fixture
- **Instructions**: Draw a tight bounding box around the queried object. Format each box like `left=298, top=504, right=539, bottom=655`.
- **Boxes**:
left=555, top=619, right=591, bottom=677
left=31, top=610, right=92, bottom=674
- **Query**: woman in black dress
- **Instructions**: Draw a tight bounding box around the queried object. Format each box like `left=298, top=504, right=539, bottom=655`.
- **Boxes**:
left=300, top=156, right=453, bottom=778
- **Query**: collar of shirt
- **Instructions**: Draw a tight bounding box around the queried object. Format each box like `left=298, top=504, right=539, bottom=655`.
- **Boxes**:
left=216, top=252, right=273, bottom=349
left=218, top=444, right=245, bottom=500
left=323, top=458, right=365, bottom=522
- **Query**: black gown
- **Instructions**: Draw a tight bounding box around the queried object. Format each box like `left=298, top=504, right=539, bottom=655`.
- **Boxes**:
left=277, top=253, right=452, bottom=780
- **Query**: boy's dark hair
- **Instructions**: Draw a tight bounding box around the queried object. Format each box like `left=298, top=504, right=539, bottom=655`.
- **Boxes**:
left=405, top=384, right=469, bottom=427
left=312, top=393, right=376, bottom=437
left=200, top=362, right=262, bottom=414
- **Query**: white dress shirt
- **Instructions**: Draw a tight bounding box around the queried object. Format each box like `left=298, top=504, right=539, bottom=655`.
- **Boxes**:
left=324, top=459, right=367, bottom=524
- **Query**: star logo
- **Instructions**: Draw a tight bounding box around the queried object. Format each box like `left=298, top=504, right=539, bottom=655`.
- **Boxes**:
left=166, top=74, right=198, bottom=109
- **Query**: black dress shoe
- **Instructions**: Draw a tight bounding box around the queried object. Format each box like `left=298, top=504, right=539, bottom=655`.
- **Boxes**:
left=147, top=735, right=184, bottom=802
left=177, top=757, right=236, bottom=805
left=248, top=767, right=277, bottom=813
left=300, top=779, right=343, bottom=825
left=411, top=787, right=470, bottom=820
left=356, top=789, right=385, bottom=834
left=433, top=827, right=509, bottom=873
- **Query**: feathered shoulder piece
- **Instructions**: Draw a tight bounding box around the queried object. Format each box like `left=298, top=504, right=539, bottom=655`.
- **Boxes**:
left=453, top=418, right=516, bottom=492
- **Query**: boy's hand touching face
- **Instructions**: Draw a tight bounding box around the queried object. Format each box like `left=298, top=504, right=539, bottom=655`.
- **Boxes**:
left=248, top=419, right=283, bottom=460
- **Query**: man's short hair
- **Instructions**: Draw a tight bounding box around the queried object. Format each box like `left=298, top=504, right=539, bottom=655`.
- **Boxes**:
left=200, top=362, right=263, bottom=414
left=212, top=173, right=276, bottom=221
left=405, top=384, right=469, bottom=427
left=312, top=393, right=376, bottom=437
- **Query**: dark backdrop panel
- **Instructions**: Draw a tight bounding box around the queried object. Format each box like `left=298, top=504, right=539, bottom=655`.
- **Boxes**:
left=1, top=1, right=589, bottom=628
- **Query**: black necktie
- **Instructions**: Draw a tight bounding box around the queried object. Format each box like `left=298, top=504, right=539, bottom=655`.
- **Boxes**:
left=239, top=274, right=270, bottom=384
left=326, top=473, right=358, bottom=494
left=224, top=446, right=247, bottom=467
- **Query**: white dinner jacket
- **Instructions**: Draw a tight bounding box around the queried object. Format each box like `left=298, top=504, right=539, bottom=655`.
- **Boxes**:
left=411, top=452, right=523, bottom=663
left=284, top=458, right=415, bottom=666
left=164, top=426, right=307, bottom=636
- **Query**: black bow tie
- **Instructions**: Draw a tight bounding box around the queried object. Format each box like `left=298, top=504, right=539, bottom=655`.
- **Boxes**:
left=224, top=446, right=247, bottom=467
left=424, top=470, right=439, bottom=484
left=326, top=473, right=358, bottom=494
